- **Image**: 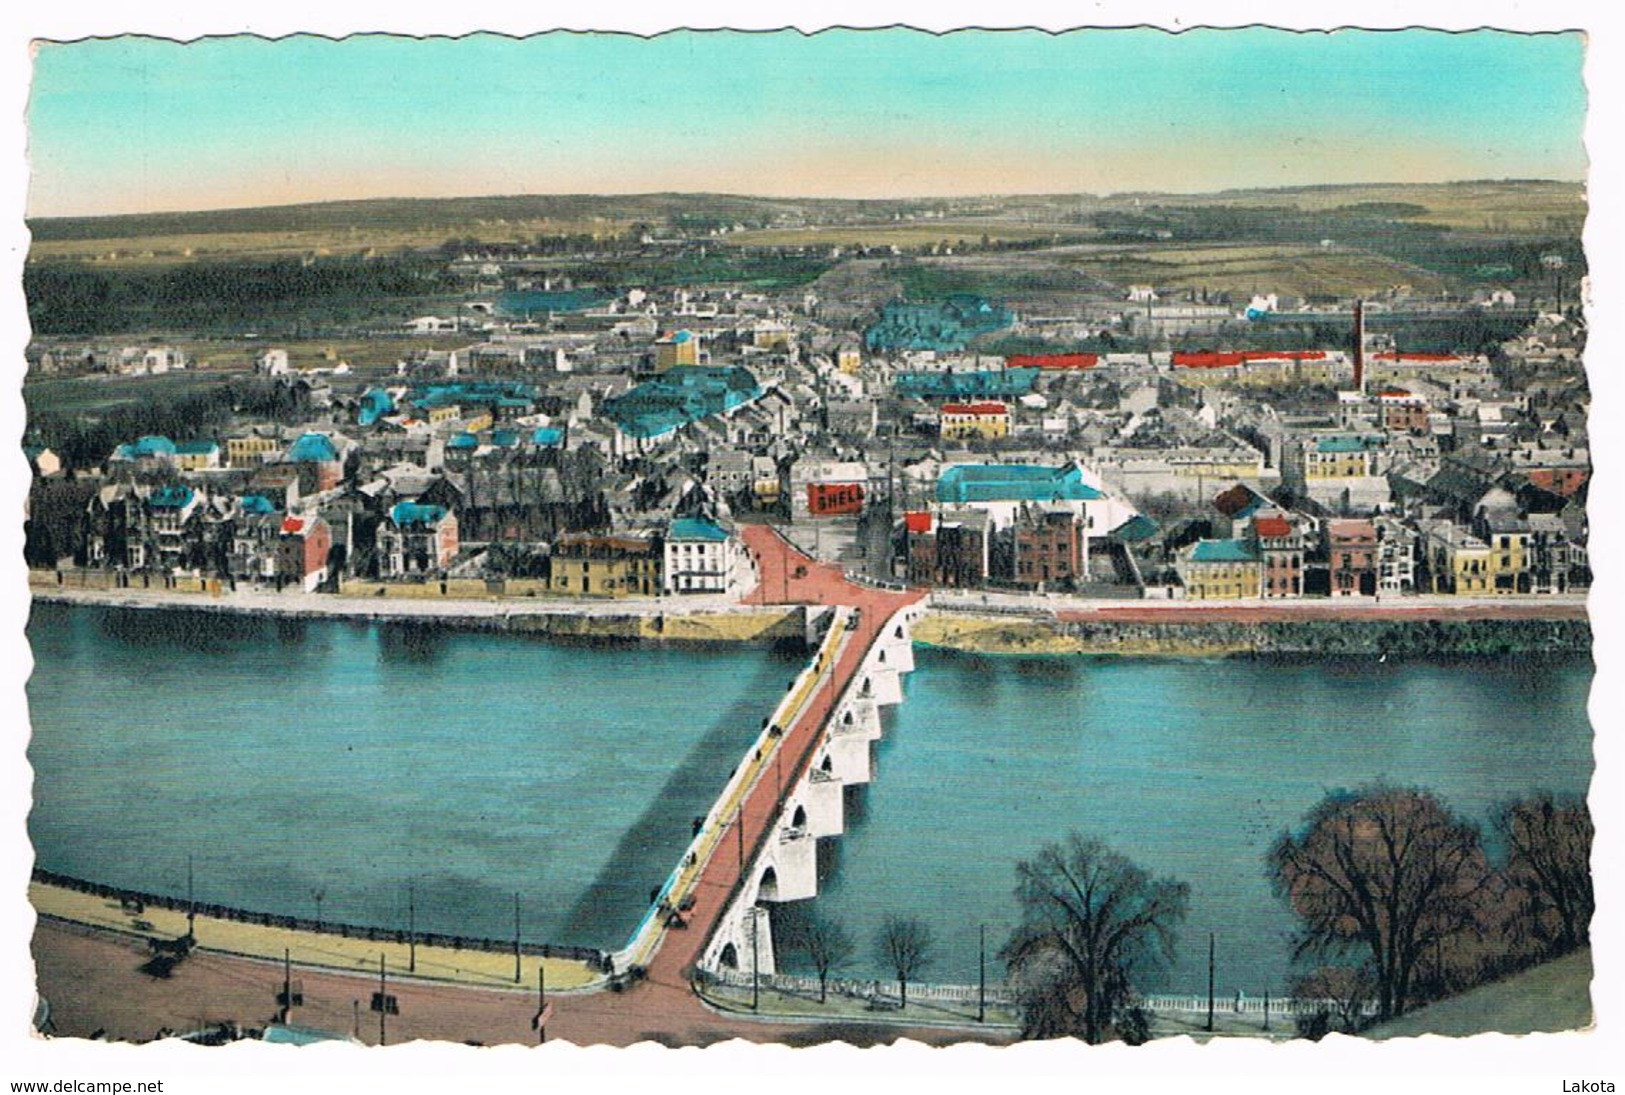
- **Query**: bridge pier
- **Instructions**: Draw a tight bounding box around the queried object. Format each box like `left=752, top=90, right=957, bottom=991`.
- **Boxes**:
left=698, top=603, right=923, bottom=982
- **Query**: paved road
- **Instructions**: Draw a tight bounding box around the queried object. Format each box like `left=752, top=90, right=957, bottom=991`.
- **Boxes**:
left=31, top=532, right=976, bottom=1048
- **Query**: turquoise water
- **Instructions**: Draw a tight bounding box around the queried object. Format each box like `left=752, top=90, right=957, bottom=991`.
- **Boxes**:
left=25, top=603, right=798, bottom=949
left=777, top=649, right=1593, bottom=995
left=27, top=605, right=1593, bottom=993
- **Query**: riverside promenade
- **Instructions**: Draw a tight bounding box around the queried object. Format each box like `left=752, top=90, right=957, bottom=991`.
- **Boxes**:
left=30, top=529, right=988, bottom=1047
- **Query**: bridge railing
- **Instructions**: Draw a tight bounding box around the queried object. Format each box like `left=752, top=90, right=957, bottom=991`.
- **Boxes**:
left=611, top=608, right=852, bottom=973
left=1135, top=993, right=1380, bottom=1018
left=705, top=966, right=1017, bottom=1007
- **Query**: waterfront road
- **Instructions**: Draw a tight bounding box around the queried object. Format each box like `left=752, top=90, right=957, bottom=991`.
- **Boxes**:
left=31, top=534, right=988, bottom=1047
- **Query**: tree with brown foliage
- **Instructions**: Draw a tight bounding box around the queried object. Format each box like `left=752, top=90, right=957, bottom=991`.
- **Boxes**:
left=1495, top=794, right=1594, bottom=956
left=1270, top=786, right=1492, bottom=1021
left=1001, top=833, right=1189, bottom=1044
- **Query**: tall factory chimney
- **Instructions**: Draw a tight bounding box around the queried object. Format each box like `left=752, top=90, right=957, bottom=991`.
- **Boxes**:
left=1352, top=299, right=1366, bottom=393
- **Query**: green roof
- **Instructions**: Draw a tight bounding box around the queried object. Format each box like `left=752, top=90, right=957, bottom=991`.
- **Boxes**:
left=1191, top=538, right=1259, bottom=563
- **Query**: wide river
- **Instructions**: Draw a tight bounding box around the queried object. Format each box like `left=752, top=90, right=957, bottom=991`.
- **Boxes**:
left=27, top=604, right=1592, bottom=995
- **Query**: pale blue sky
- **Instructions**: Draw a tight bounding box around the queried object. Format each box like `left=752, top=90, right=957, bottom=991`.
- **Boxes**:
left=26, top=28, right=1587, bottom=217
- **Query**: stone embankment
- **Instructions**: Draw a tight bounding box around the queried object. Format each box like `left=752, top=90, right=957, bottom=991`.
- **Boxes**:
left=915, top=611, right=1592, bottom=658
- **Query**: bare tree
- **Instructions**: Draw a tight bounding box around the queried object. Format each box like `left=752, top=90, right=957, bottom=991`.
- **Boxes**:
left=874, top=915, right=934, bottom=1009
left=1289, top=964, right=1377, bottom=1038
left=1495, top=793, right=1594, bottom=956
left=1270, top=786, right=1492, bottom=1021
left=788, top=912, right=854, bottom=1004
left=1001, top=833, right=1189, bottom=1044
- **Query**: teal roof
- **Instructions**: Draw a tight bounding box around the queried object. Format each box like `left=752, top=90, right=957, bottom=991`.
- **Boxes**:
left=1317, top=435, right=1377, bottom=454
left=669, top=517, right=728, bottom=542
left=149, top=485, right=195, bottom=509
left=115, top=435, right=177, bottom=460
left=390, top=502, right=448, bottom=527
left=492, top=428, right=519, bottom=448
left=1112, top=514, right=1159, bottom=542
left=866, top=296, right=1014, bottom=351
left=447, top=432, right=479, bottom=451
left=606, top=366, right=762, bottom=440
left=175, top=440, right=219, bottom=455
left=238, top=494, right=276, bottom=515
left=1191, top=538, right=1259, bottom=563
left=532, top=426, right=564, bottom=446
left=288, top=432, right=339, bottom=463
left=936, top=464, right=1103, bottom=505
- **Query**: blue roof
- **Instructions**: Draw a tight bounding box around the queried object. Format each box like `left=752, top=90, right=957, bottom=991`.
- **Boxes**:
left=390, top=502, right=448, bottom=527
left=936, top=464, right=1103, bottom=505
left=669, top=517, right=728, bottom=542
left=357, top=388, right=394, bottom=427
left=492, top=428, right=519, bottom=448
left=532, top=426, right=564, bottom=447
left=1190, top=538, right=1259, bottom=563
left=447, top=432, right=479, bottom=451
left=668, top=329, right=693, bottom=343
left=288, top=432, right=339, bottom=463
left=175, top=440, right=219, bottom=455
left=238, top=494, right=276, bottom=515
left=149, top=485, right=195, bottom=509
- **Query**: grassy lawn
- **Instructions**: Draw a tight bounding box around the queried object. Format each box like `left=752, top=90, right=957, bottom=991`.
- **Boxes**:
left=1364, top=949, right=1593, bottom=1039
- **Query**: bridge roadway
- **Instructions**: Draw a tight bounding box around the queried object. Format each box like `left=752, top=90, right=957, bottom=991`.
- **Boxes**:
left=31, top=525, right=956, bottom=1048
left=641, top=524, right=923, bottom=988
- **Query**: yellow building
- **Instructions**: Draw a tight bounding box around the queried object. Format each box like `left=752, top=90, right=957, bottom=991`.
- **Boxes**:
left=550, top=534, right=662, bottom=598
left=654, top=330, right=700, bottom=372
left=940, top=402, right=1011, bottom=441
left=1481, top=522, right=1532, bottom=594
left=836, top=347, right=862, bottom=375
left=1304, top=436, right=1378, bottom=479
left=1424, top=523, right=1491, bottom=595
left=226, top=435, right=281, bottom=469
left=1175, top=539, right=1261, bottom=600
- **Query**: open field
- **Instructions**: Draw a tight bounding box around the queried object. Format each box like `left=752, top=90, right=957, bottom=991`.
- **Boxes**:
left=1152, top=179, right=1586, bottom=233
left=28, top=217, right=637, bottom=268
left=1057, top=241, right=1450, bottom=298
left=722, top=220, right=1085, bottom=248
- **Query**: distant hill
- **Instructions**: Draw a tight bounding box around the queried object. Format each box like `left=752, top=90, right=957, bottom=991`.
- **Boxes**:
left=28, top=179, right=1584, bottom=244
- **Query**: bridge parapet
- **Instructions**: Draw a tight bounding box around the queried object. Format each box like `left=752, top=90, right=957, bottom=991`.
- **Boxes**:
left=698, top=603, right=920, bottom=979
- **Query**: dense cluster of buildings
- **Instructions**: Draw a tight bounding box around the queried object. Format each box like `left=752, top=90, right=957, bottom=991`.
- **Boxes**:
left=26, top=265, right=1588, bottom=604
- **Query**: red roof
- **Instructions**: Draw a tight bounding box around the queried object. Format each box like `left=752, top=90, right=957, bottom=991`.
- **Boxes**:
left=904, top=512, right=934, bottom=534
left=1006, top=353, right=1099, bottom=370
left=1174, top=350, right=1329, bottom=368
left=1254, top=516, right=1291, bottom=538
left=281, top=516, right=305, bottom=535
left=942, top=402, right=1010, bottom=416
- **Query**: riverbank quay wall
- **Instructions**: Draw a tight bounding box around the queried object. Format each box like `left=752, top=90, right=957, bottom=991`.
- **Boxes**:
left=697, top=601, right=926, bottom=978
left=916, top=610, right=1591, bottom=658
left=31, top=585, right=812, bottom=645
